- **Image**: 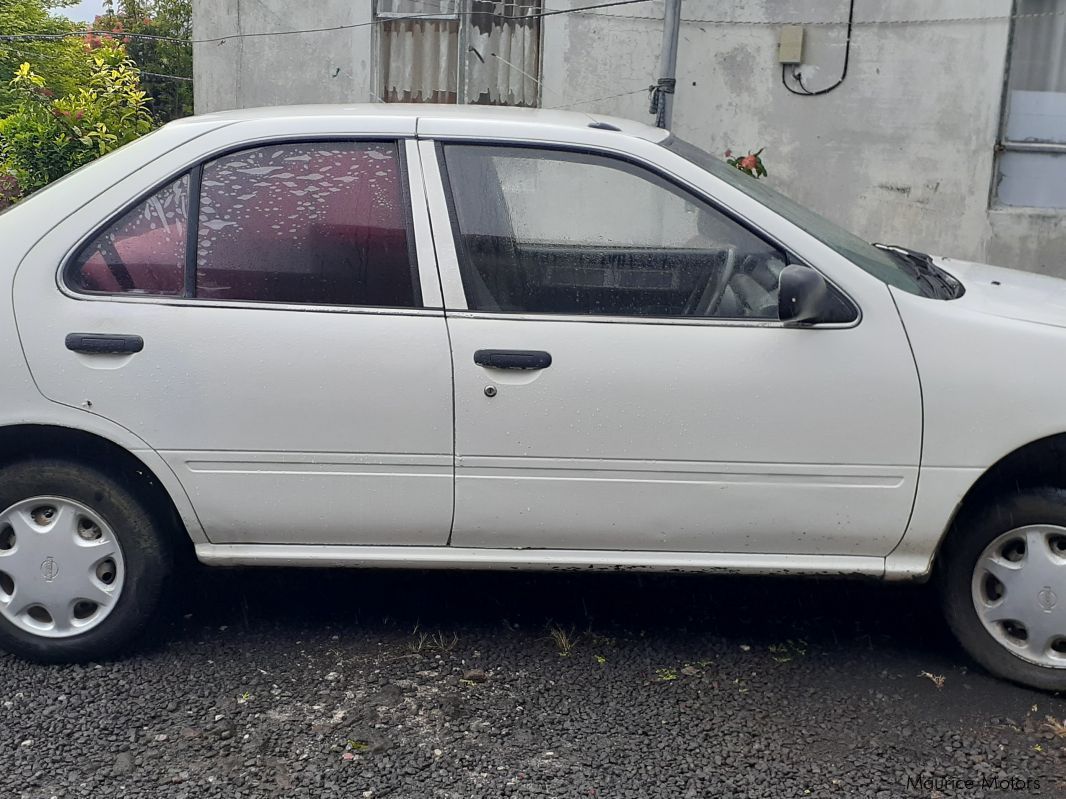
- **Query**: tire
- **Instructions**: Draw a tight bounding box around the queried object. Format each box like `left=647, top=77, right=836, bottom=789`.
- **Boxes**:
left=939, top=488, right=1066, bottom=692
left=0, top=459, right=171, bottom=663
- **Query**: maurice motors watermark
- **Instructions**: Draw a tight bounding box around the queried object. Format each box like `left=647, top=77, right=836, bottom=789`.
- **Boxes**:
left=905, top=774, right=1048, bottom=793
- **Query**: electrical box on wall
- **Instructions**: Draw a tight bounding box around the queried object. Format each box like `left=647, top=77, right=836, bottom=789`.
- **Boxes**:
left=778, top=25, right=805, bottom=64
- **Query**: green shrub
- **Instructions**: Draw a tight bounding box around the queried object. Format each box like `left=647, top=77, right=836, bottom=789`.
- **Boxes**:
left=0, top=0, right=90, bottom=118
left=0, top=44, right=155, bottom=202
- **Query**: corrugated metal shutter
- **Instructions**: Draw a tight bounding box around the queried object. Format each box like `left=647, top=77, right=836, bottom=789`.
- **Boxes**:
left=376, top=0, right=541, bottom=107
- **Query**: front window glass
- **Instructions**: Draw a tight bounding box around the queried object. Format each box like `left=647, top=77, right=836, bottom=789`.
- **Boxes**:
left=663, top=136, right=925, bottom=296
left=444, top=144, right=795, bottom=319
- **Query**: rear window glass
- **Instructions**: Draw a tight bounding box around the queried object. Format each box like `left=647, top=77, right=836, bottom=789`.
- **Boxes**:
left=196, top=142, right=419, bottom=307
left=67, top=140, right=420, bottom=308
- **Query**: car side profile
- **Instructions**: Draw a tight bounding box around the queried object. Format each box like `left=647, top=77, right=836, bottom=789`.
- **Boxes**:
left=0, top=105, right=1063, bottom=691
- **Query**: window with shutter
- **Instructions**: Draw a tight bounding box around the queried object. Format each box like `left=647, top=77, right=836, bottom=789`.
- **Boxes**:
left=995, top=0, right=1066, bottom=208
left=374, top=0, right=542, bottom=107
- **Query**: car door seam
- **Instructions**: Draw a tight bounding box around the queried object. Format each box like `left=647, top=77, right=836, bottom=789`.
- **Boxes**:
left=885, top=285, right=927, bottom=557
left=411, top=134, right=458, bottom=546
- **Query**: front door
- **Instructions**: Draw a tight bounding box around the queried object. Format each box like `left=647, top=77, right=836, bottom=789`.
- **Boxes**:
left=430, top=141, right=922, bottom=556
left=17, top=138, right=454, bottom=546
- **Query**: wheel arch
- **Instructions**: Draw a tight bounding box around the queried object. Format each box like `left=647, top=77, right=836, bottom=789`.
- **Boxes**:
left=935, top=432, right=1066, bottom=565
left=959, top=433, right=1066, bottom=507
left=888, top=432, right=1066, bottom=580
left=0, top=423, right=201, bottom=552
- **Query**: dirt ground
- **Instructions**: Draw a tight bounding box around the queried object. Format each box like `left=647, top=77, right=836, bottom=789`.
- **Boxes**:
left=2, top=567, right=1064, bottom=798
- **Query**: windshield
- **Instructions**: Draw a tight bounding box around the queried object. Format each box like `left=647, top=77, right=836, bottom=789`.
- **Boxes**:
left=663, top=136, right=925, bottom=296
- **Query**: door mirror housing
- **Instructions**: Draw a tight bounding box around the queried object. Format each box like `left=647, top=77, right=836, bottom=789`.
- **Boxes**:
left=778, top=264, right=831, bottom=326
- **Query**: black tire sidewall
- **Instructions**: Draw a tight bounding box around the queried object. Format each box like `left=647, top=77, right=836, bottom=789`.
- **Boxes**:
left=0, top=459, right=170, bottom=663
left=939, top=488, right=1066, bottom=693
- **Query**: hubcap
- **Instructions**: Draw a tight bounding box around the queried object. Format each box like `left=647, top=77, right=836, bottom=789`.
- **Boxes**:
left=0, top=497, right=124, bottom=638
left=971, top=525, right=1066, bottom=668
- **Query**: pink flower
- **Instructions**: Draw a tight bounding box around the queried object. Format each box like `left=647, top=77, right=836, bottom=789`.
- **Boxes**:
left=724, top=149, right=733, bottom=158
left=740, top=154, right=758, bottom=170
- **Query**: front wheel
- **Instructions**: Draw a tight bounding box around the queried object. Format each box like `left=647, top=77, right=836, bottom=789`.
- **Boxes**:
left=0, top=460, right=171, bottom=662
left=940, top=488, right=1066, bottom=692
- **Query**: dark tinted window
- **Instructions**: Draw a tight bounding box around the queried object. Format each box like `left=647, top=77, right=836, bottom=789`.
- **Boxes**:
left=196, top=142, right=418, bottom=306
left=68, top=176, right=188, bottom=295
left=444, top=145, right=788, bottom=319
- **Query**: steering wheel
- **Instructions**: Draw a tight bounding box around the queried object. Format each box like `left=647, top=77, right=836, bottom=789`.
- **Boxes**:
left=693, top=246, right=737, bottom=317
left=98, top=238, right=135, bottom=292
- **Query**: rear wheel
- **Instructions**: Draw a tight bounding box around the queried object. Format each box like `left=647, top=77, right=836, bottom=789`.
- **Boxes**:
left=0, top=460, right=170, bottom=662
left=940, top=488, right=1066, bottom=692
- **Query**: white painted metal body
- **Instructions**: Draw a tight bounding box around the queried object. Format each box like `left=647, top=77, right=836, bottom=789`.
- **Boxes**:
left=1, top=105, right=1062, bottom=580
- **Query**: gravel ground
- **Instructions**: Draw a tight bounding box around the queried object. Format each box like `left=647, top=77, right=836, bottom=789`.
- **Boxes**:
left=1, top=567, right=1064, bottom=799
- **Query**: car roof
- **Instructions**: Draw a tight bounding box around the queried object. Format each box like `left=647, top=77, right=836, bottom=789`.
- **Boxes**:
left=174, top=103, right=670, bottom=143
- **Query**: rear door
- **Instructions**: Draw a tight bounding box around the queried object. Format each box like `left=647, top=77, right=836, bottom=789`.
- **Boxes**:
left=423, top=138, right=922, bottom=557
left=16, top=133, right=454, bottom=547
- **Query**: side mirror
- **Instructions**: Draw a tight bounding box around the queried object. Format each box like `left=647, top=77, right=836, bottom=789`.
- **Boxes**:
left=778, top=264, right=830, bottom=326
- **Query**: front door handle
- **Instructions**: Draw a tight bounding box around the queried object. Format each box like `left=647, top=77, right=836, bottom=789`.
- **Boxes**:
left=65, top=333, right=144, bottom=355
left=474, top=349, right=552, bottom=370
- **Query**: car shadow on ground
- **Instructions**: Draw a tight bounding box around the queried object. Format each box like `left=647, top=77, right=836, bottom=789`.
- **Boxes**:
left=179, top=566, right=948, bottom=661
left=167, top=565, right=1066, bottom=709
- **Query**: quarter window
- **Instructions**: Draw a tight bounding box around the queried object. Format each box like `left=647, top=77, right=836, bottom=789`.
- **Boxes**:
left=68, top=176, right=189, bottom=295
left=443, top=145, right=788, bottom=319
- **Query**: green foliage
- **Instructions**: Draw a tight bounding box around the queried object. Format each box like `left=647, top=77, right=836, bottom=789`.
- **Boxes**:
left=0, top=0, right=184, bottom=207
left=0, top=1, right=91, bottom=116
left=0, top=46, right=154, bottom=199
left=96, top=0, right=193, bottom=122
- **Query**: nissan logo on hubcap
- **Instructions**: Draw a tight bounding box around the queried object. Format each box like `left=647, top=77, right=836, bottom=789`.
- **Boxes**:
left=1037, top=586, right=1058, bottom=612
left=40, top=556, right=59, bottom=582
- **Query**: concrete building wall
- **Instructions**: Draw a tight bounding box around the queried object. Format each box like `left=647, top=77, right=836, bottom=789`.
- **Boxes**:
left=193, top=1, right=374, bottom=112
left=193, top=0, right=1065, bottom=276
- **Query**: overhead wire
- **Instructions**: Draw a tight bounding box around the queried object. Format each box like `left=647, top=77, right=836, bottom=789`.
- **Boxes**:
left=4, top=3, right=1063, bottom=48
left=0, top=1, right=653, bottom=93
left=547, top=86, right=648, bottom=109
left=0, top=0, right=654, bottom=45
left=3, top=3, right=1063, bottom=96
left=0, top=43, right=193, bottom=83
left=568, top=7, right=1066, bottom=26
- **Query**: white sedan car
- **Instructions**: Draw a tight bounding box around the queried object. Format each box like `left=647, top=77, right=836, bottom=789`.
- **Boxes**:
left=0, top=106, right=1063, bottom=690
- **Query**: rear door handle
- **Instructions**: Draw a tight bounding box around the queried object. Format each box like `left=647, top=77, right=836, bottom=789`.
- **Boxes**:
left=65, top=333, right=144, bottom=355
left=474, top=349, right=552, bottom=370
